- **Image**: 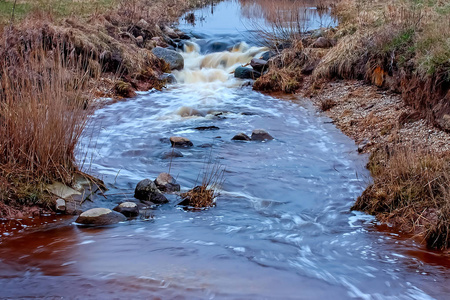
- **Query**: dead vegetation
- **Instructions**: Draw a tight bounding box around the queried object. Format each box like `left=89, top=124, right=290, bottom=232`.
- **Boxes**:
left=353, top=147, right=450, bottom=249
left=179, top=162, right=225, bottom=209
left=0, top=0, right=217, bottom=217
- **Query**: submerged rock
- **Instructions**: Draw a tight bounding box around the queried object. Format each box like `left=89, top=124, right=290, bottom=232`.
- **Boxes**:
left=161, top=149, right=184, bottom=159
left=194, top=126, right=219, bottom=131
left=234, top=66, right=261, bottom=80
left=155, top=173, right=180, bottom=193
left=76, top=208, right=126, bottom=225
left=113, top=202, right=139, bottom=217
left=151, top=47, right=184, bottom=70
left=134, top=179, right=168, bottom=204
left=170, top=136, right=193, bottom=148
left=232, top=133, right=251, bottom=141
left=251, top=129, right=274, bottom=141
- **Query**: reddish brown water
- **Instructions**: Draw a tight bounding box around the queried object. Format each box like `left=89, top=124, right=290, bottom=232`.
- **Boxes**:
left=1, top=1, right=449, bottom=299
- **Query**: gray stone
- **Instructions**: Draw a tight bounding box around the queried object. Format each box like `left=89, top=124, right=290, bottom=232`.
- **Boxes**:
left=75, top=208, right=126, bottom=225
left=250, top=58, right=269, bottom=72
left=113, top=202, right=139, bottom=217
left=47, top=182, right=81, bottom=199
left=152, top=47, right=184, bottom=70
left=155, top=173, right=180, bottom=193
left=134, top=179, right=168, bottom=204
left=232, top=133, right=251, bottom=141
left=234, top=66, right=261, bottom=79
left=55, top=198, right=66, bottom=212
left=251, top=129, right=274, bottom=141
left=260, top=51, right=277, bottom=61
left=170, top=136, right=193, bottom=148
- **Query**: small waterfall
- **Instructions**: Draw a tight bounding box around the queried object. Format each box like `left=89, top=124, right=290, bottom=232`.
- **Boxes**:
left=172, top=41, right=268, bottom=85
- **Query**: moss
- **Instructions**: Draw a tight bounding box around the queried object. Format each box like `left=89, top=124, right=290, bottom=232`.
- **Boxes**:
left=114, top=80, right=135, bottom=98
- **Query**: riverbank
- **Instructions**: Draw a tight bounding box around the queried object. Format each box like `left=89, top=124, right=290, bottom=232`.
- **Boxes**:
left=252, top=0, right=449, bottom=249
left=0, top=0, right=218, bottom=218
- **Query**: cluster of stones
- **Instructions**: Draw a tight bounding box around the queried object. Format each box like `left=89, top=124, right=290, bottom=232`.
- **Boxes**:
left=75, top=172, right=180, bottom=226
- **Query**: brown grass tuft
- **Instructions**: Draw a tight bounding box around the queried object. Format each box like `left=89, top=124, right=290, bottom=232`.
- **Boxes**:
left=179, top=162, right=225, bottom=209
left=320, top=99, right=336, bottom=111
left=352, top=146, right=450, bottom=249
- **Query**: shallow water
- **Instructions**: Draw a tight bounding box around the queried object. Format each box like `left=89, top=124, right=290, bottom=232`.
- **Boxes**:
left=1, top=1, right=449, bottom=299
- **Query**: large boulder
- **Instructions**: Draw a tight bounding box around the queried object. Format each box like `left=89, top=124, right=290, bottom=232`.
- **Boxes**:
left=170, top=136, right=193, bottom=148
left=251, top=129, right=274, bottom=141
left=151, top=47, right=184, bottom=70
left=250, top=58, right=269, bottom=73
left=234, top=66, right=261, bottom=80
left=75, top=208, right=126, bottom=225
left=113, top=202, right=139, bottom=217
left=232, top=133, right=251, bottom=141
left=155, top=173, right=180, bottom=192
left=134, top=179, right=168, bottom=204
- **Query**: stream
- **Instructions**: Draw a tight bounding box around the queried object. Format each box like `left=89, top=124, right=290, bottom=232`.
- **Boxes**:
left=1, top=1, right=449, bottom=299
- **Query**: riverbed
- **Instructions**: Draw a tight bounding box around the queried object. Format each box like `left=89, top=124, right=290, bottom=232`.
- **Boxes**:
left=0, top=1, right=449, bottom=299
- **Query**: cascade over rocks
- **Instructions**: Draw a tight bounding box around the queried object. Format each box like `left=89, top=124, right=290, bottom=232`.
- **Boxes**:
left=76, top=208, right=126, bottom=225
left=251, top=129, right=274, bottom=141
left=151, top=47, right=184, bottom=70
left=155, top=173, right=180, bottom=192
left=134, top=179, right=169, bottom=204
left=113, top=202, right=139, bottom=217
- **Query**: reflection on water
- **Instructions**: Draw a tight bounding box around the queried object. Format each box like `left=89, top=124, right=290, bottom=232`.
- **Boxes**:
left=0, top=1, right=449, bottom=299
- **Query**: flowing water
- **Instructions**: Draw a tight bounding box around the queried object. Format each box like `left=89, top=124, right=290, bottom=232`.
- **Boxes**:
left=1, top=1, right=449, bottom=299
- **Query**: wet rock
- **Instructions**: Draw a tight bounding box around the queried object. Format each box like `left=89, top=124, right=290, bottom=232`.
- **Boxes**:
left=170, top=136, right=193, bottom=148
left=155, top=173, right=180, bottom=192
left=311, top=37, right=333, bottom=48
left=76, top=208, right=126, bottom=225
left=151, top=47, right=184, bottom=70
left=250, top=58, right=269, bottom=73
left=55, top=198, right=66, bottom=212
left=159, top=73, right=177, bottom=84
left=260, top=50, right=277, bottom=61
left=232, top=133, right=251, bottom=141
left=251, top=129, right=274, bottom=141
left=161, top=149, right=183, bottom=159
left=194, top=126, right=219, bottom=131
left=113, top=202, right=139, bottom=217
left=179, top=33, right=191, bottom=40
left=234, top=66, right=261, bottom=80
left=134, top=179, right=169, bottom=204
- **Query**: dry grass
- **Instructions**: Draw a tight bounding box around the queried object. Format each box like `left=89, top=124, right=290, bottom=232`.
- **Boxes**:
left=0, top=39, right=91, bottom=212
left=353, top=146, right=450, bottom=249
left=179, top=162, right=225, bottom=209
left=315, top=0, right=450, bottom=80
left=320, top=98, right=336, bottom=111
